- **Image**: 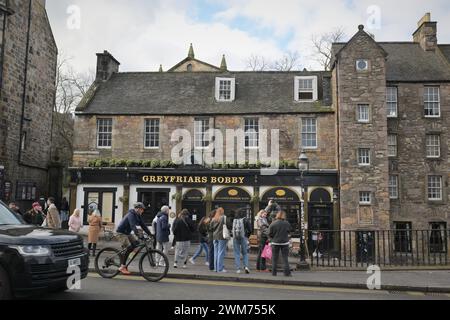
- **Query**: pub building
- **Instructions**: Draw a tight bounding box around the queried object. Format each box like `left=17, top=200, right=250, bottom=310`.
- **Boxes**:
left=71, top=17, right=450, bottom=256
left=69, top=45, right=340, bottom=242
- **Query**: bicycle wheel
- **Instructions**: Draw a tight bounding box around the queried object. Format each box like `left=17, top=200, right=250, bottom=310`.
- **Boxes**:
left=95, top=247, right=122, bottom=279
left=139, top=249, right=169, bottom=282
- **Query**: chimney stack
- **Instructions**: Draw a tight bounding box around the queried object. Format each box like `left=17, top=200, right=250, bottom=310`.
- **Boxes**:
left=96, top=51, right=120, bottom=81
left=413, top=13, right=438, bottom=51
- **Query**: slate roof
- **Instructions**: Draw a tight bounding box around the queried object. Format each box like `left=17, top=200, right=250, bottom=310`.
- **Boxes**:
left=439, top=45, right=450, bottom=65
left=76, top=71, right=332, bottom=115
left=332, top=42, right=450, bottom=82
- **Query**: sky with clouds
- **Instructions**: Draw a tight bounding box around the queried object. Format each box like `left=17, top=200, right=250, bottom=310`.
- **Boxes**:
left=46, top=0, right=450, bottom=74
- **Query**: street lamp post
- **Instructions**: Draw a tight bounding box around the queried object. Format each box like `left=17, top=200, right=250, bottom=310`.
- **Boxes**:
left=297, top=151, right=310, bottom=271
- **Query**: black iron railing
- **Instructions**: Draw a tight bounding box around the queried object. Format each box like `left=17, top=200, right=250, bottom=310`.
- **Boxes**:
left=302, top=229, right=450, bottom=268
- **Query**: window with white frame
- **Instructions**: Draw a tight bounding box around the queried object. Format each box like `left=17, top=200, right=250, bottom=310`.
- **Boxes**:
left=388, top=134, right=398, bottom=157
left=97, top=118, right=113, bottom=148
left=194, top=118, right=210, bottom=149
left=357, top=104, right=370, bottom=123
left=428, top=176, right=442, bottom=201
left=295, top=76, right=318, bottom=102
left=389, top=175, right=399, bottom=199
left=301, top=118, right=317, bottom=149
left=245, top=118, right=259, bottom=149
left=386, top=87, right=398, bottom=118
left=144, top=119, right=160, bottom=148
left=424, top=87, right=440, bottom=117
left=215, top=78, right=235, bottom=102
left=358, top=148, right=371, bottom=166
left=359, top=192, right=372, bottom=205
left=426, top=134, right=441, bottom=158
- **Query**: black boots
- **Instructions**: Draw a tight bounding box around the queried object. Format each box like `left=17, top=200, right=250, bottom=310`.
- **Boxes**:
left=88, top=243, right=97, bottom=257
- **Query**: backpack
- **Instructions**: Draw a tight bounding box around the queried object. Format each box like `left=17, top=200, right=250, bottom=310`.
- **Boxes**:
left=232, top=218, right=246, bottom=240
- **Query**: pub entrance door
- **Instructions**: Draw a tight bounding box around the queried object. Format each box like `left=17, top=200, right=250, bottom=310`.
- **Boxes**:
left=307, top=188, right=334, bottom=256
left=137, top=188, right=170, bottom=225
left=182, top=189, right=207, bottom=243
left=83, top=188, right=117, bottom=226
left=260, top=187, right=302, bottom=236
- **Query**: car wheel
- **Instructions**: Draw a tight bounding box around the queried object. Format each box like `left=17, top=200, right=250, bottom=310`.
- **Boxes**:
left=0, top=265, right=12, bottom=300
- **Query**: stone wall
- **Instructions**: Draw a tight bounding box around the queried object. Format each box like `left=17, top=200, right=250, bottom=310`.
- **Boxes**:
left=335, top=29, right=390, bottom=230
left=0, top=0, right=57, bottom=206
left=72, top=113, right=337, bottom=170
left=389, top=83, right=450, bottom=229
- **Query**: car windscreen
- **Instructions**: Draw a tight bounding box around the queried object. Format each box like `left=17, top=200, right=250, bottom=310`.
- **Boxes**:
left=0, top=202, right=23, bottom=225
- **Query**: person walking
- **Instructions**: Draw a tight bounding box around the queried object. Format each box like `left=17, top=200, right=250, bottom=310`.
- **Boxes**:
left=88, top=209, right=102, bottom=257
left=268, top=211, right=292, bottom=277
left=172, top=209, right=196, bottom=269
left=256, top=210, right=270, bottom=272
left=206, top=210, right=216, bottom=271
left=189, top=213, right=211, bottom=266
left=46, top=197, right=61, bottom=229
left=68, top=209, right=83, bottom=233
left=155, top=206, right=171, bottom=266
left=232, top=210, right=253, bottom=274
left=211, top=207, right=232, bottom=273
left=60, top=197, right=70, bottom=229
left=24, top=202, right=45, bottom=226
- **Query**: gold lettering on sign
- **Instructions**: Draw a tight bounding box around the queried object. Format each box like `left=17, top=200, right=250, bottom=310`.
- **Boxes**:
left=142, top=175, right=246, bottom=184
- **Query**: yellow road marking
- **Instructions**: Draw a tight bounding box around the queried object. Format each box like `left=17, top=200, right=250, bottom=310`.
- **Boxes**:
left=406, top=291, right=425, bottom=296
left=88, top=273, right=391, bottom=296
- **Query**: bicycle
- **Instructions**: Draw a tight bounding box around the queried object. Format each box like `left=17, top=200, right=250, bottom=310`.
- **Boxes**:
left=94, top=234, right=169, bottom=282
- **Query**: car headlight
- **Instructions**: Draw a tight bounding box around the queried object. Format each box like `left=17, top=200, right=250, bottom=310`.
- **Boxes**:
left=10, top=245, right=51, bottom=257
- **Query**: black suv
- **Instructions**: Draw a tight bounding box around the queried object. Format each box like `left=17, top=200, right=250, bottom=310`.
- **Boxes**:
left=0, top=201, right=89, bottom=299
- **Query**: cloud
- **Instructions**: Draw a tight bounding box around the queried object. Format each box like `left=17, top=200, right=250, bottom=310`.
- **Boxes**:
left=46, top=0, right=450, bottom=73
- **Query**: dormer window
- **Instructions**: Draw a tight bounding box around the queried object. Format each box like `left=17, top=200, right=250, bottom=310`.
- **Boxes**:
left=294, top=76, right=318, bottom=102
left=215, top=77, right=235, bottom=102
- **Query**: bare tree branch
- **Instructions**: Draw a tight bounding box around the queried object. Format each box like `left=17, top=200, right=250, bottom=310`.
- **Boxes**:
left=245, top=54, right=269, bottom=71
left=311, top=27, right=346, bottom=71
left=271, top=51, right=302, bottom=71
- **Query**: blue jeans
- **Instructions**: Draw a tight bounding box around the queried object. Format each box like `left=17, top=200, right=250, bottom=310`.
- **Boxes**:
left=192, top=241, right=209, bottom=262
left=233, top=237, right=249, bottom=270
left=208, top=241, right=215, bottom=270
left=213, top=240, right=228, bottom=272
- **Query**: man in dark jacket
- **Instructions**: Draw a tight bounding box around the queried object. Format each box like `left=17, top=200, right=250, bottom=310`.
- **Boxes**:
left=156, top=206, right=171, bottom=265
left=116, top=202, right=152, bottom=275
left=268, top=211, right=292, bottom=277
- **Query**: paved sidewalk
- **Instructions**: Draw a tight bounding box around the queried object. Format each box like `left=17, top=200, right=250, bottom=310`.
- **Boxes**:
left=87, top=239, right=450, bottom=293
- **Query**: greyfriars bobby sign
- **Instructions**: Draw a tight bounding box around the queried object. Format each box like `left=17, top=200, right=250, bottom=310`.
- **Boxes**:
left=142, top=175, right=247, bottom=185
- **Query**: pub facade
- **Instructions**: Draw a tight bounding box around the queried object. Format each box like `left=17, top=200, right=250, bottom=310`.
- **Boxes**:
left=71, top=14, right=450, bottom=245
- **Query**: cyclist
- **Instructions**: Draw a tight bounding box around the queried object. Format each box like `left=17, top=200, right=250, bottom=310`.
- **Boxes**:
left=116, top=202, right=152, bottom=275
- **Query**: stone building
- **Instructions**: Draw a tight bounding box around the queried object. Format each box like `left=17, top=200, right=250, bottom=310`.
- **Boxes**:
left=0, top=0, right=58, bottom=209
left=71, top=13, right=450, bottom=253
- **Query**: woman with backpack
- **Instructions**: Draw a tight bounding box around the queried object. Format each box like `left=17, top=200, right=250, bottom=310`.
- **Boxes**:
left=232, top=210, right=253, bottom=274
left=189, top=212, right=212, bottom=266
left=172, top=209, right=196, bottom=269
